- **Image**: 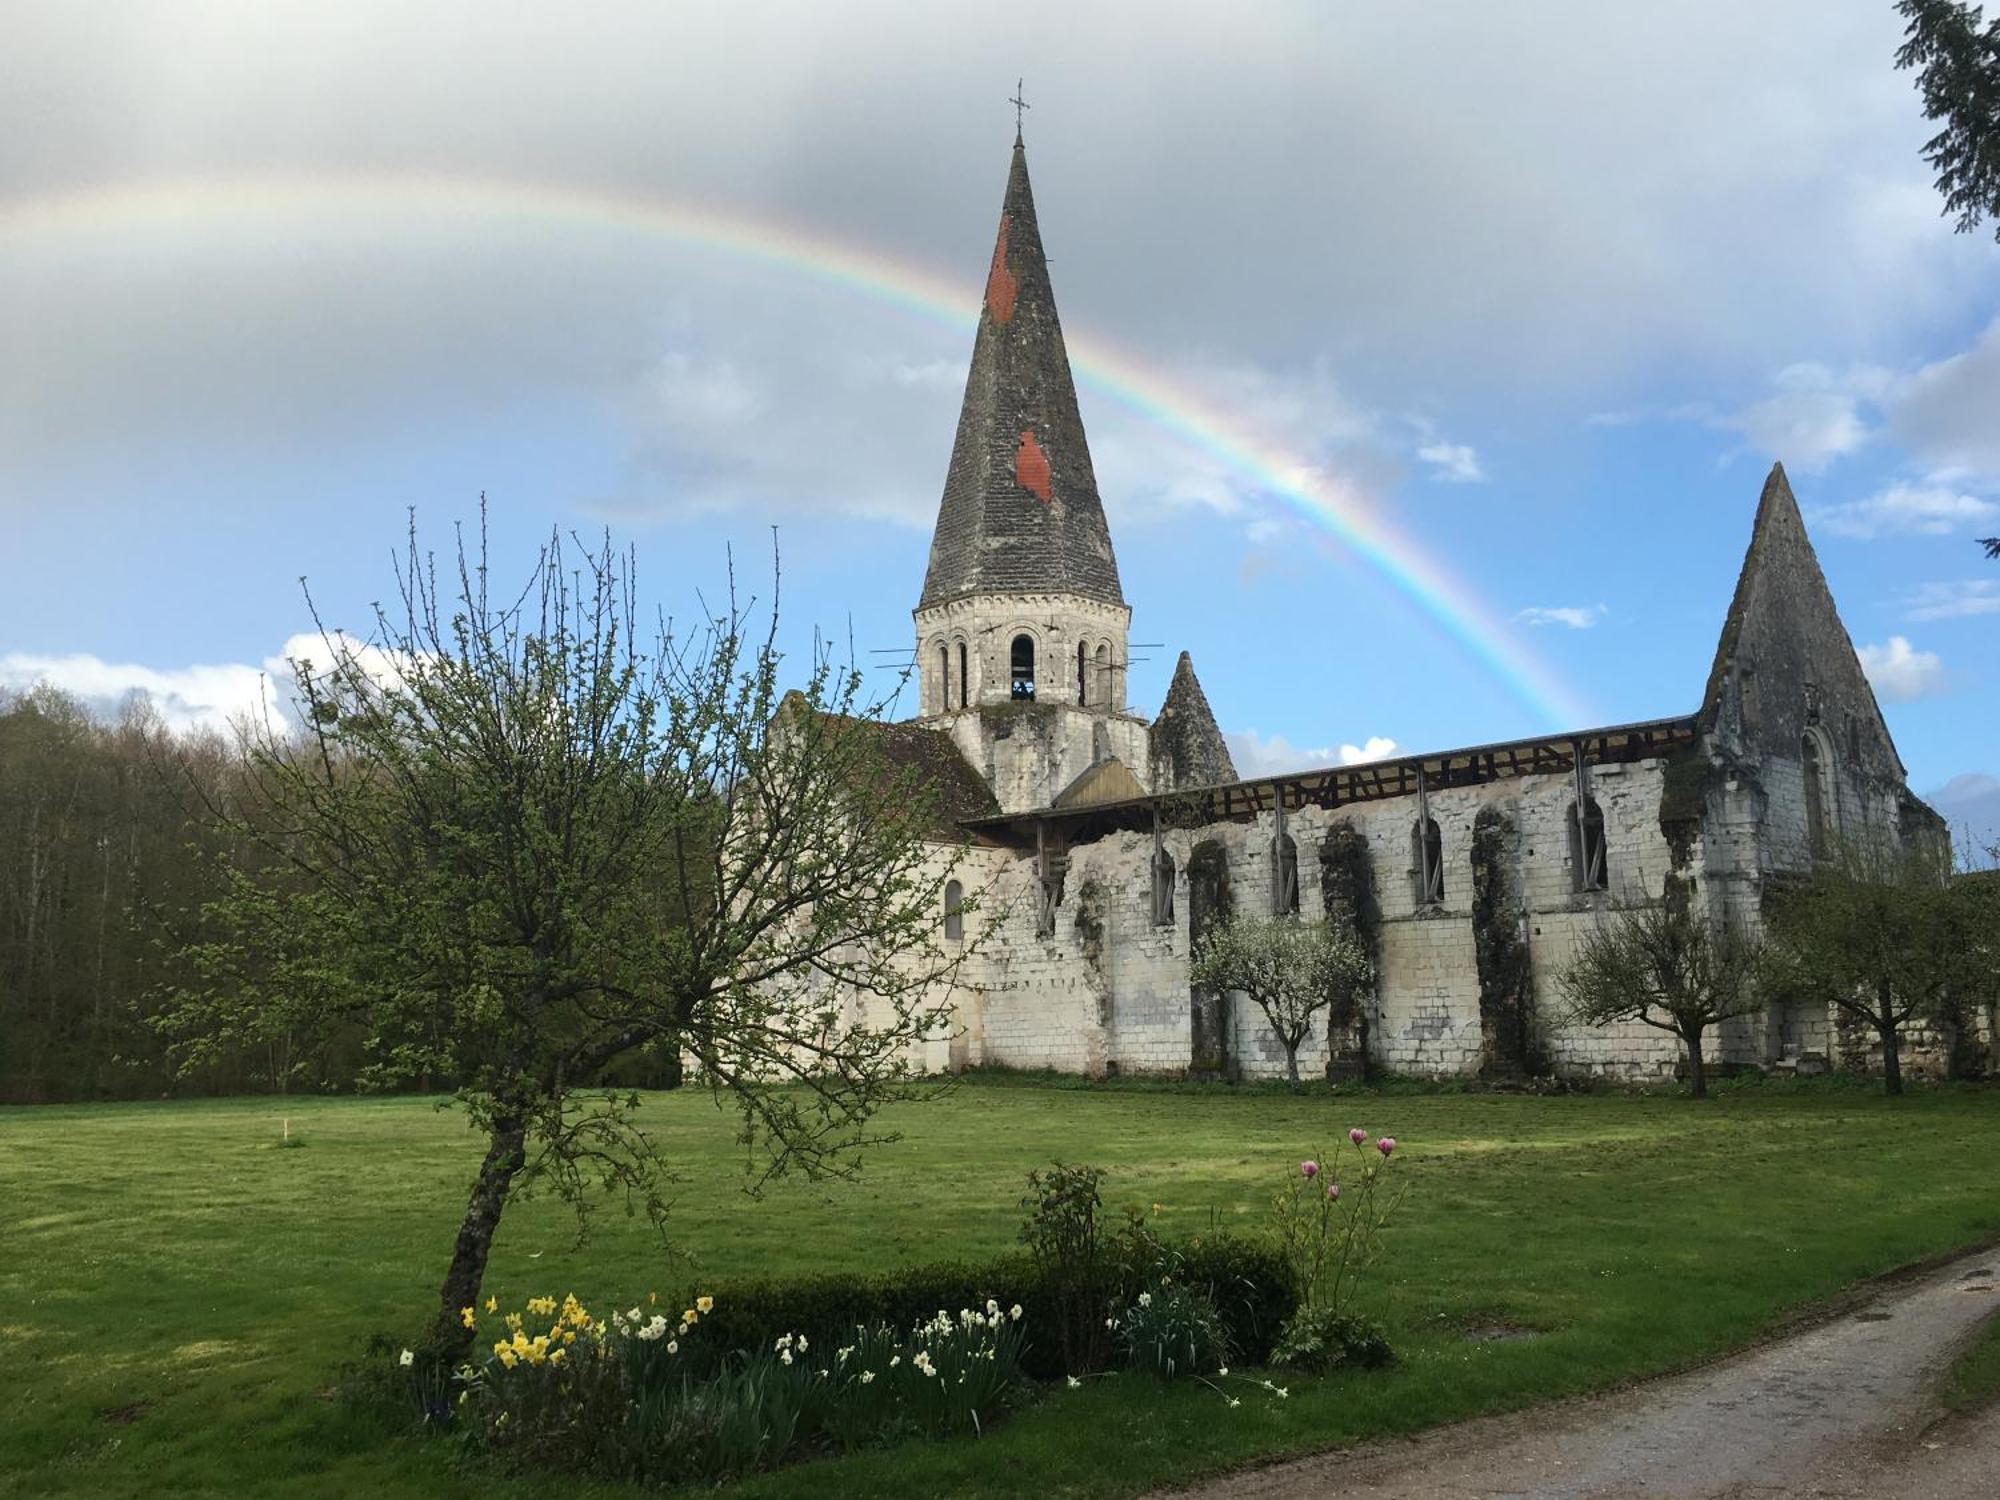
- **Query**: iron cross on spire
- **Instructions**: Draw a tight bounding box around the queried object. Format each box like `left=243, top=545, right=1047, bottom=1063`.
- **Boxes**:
left=1009, top=79, right=1030, bottom=145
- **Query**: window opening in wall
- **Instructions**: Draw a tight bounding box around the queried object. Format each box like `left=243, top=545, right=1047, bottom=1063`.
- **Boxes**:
left=1412, top=816, right=1444, bottom=905
left=1273, top=830, right=1300, bottom=915
left=1011, top=634, right=1036, bottom=701
left=1568, top=797, right=1609, bottom=892
left=1077, top=640, right=1088, bottom=705
left=1151, top=844, right=1176, bottom=926
left=1034, top=822, right=1065, bottom=937
left=958, top=642, right=969, bottom=709
left=1802, top=730, right=1835, bottom=854
left=936, top=643, right=949, bottom=712
left=942, top=879, right=965, bottom=941
left=1094, top=641, right=1110, bottom=707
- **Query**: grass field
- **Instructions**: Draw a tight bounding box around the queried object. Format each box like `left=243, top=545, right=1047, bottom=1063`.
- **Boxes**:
left=6, top=1078, right=2000, bottom=1498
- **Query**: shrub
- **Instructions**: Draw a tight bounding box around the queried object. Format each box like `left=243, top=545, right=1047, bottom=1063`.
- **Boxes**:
left=1270, top=1306, right=1394, bottom=1374
left=1021, top=1163, right=1112, bottom=1373
left=685, top=1234, right=1294, bottom=1381
left=1269, top=1129, right=1408, bottom=1370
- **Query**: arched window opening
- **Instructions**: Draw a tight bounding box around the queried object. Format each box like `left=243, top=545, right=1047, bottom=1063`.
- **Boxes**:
left=1151, top=846, right=1176, bottom=926
left=1077, top=640, right=1088, bottom=704
left=1094, top=641, right=1110, bottom=707
left=1802, top=730, right=1835, bottom=853
left=1568, top=797, right=1609, bottom=893
left=1412, top=817, right=1444, bottom=905
left=1273, top=832, right=1301, bottom=915
left=936, top=643, right=950, bottom=712
left=942, top=879, right=965, bottom=941
left=1011, top=634, right=1036, bottom=700
left=958, top=642, right=970, bottom=709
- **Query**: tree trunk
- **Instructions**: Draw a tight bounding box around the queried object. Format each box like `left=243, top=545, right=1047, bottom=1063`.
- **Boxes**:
left=1879, top=1016, right=1904, bottom=1095
left=430, top=1108, right=530, bottom=1358
left=1285, top=1042, right=1301, bottom=1087
left=1684, top=1023, right=1708, bottom=1099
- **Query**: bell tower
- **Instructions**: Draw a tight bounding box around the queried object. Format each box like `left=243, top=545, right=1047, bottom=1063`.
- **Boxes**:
left=912, top=136, right=1151, bottom=812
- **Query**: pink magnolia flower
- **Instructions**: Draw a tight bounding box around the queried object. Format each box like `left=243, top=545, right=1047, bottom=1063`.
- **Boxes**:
left=1377, top=1136, right=1397, bottom=1157
left=1301, top=1160, right=1319, bottom=1179
left=1325, top=1182, right=1341, bottom=1201
left=1349, top=1128, right=1368, bottom=1146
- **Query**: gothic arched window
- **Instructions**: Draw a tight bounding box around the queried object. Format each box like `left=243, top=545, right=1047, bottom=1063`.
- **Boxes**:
left=1011, top=634, right=1036, bottom=700
left=943, top=880, right=965, bottom=941
left=1077, top=640, right=1088, bottom=704
left=1094, top=641, right=1110, bottom=705
left=1151, top=846, right=1176, bottom=926
left=1568, top=797, right=1609, bottom=893
left=1412, top=816, right=1444, bottom=905
left=958, top=641, right=969, bottom=709
left=936, top=643, right=950, bottom=711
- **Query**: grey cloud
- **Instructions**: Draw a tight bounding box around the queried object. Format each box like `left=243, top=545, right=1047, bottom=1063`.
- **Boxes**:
left=5, top=0, right=1995, bottom=511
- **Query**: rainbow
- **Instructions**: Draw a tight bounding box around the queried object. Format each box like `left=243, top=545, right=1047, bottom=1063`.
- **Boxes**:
left=1, top=170, right=1596, bottom=728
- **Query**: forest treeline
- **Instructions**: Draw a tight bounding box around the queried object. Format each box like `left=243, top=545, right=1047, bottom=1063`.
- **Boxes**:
left=0, top=686, right=352, bottom=1101
left=0, top=685, right=688, bottom=1104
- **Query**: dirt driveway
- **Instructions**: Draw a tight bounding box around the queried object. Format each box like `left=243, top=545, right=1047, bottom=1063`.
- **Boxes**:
left=1169, top=1249, right=2000, bottom=1499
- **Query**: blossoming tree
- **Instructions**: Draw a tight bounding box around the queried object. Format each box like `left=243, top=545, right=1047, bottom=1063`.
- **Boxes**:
left=1188, top=912, right=1369, bottom=1085
left=164, top=517, right=974, bottom=1359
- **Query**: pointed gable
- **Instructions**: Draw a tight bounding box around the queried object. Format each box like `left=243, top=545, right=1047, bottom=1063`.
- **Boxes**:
left=1150, top=652, right=1236, bottom=791
left=1701, top=463, right=1904, bottom=776
left=918, top=141, right=1124, bottom=610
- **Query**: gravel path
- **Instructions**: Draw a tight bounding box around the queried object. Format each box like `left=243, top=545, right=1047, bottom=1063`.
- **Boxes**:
left=1171, top=1249, right=2000, bottom=1500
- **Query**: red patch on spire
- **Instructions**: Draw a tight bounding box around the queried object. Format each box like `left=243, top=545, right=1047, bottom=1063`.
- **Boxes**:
left=1014, top=430, right=1052, bottom=501
left=985, top=214, right=1018, bottom=324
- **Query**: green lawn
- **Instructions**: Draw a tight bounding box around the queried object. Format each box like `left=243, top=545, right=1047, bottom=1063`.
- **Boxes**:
left=5, top=1079, right=1999, bottom=1499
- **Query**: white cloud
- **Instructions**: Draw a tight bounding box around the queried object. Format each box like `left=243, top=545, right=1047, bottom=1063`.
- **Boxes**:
left=1339, top=736, right=1399, bottom=765
left=0, top=630, right=402, bottom=737
left=1902, top=579, right=2000, bottom=621
left=1720, top=363, right=1888, bottom=473
left=1856, top=636, right=1947, bottom=702
left=0, top=651, right=277, bottom=737
left=1514, top=604, right=1608, bottom=630
left=1225, top=728, right=1398, bottom=780
left=1812, top=481, right=1999, bottom=540
left=1416, top=441, right=1486, bottom=483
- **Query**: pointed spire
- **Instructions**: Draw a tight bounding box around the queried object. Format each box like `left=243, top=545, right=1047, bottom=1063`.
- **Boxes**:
left=1700, top=462, right=1904, bottom=774
left=918, top=140, right=1124, bottom=610
left=1150, top=652, right=1236, bottom=792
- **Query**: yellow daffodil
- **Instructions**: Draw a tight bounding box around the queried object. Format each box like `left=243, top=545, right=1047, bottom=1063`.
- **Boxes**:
left=696, top=1295, right=714, bottom=1314
left=460, top=1306, right=476, bottom=1328
left=485, top=1296, right=497, bottom=1313
left=505, top=1313, right=523, bottom=1333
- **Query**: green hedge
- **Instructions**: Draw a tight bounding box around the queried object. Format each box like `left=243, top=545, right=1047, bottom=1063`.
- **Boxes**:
left=684, top=1234, right=1295, bottom=1381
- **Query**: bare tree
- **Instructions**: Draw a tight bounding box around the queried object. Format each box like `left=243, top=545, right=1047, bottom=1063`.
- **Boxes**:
left=163, top=514, right=975, bottom=1359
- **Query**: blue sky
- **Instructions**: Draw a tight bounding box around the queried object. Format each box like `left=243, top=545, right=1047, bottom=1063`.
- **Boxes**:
left=2, top=2, right=1996, bottom=844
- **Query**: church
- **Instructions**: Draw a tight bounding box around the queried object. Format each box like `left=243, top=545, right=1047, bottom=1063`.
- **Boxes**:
left=879, top=136, right=1951, bottom=1085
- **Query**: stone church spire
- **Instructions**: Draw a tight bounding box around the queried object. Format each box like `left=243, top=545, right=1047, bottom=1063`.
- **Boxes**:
left=1150, top=652, right=1236, bottom=791
left=918, top=139, right=1124, bottom=610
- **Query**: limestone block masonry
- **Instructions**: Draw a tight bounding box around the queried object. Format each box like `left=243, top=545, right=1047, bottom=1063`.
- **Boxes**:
left=843, top=136, right=1970, bottom=1089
